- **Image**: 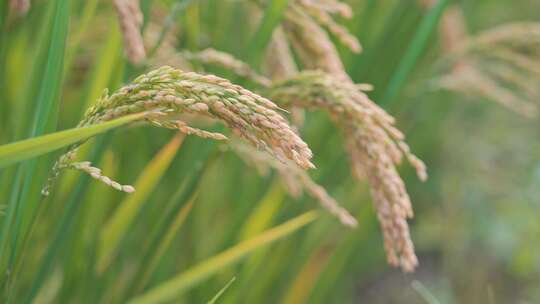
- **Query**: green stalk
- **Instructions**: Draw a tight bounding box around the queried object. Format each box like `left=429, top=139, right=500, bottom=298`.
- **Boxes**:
left=246, top=0, right=289, bottom=65
left=381, top=0, right=449, bottom=107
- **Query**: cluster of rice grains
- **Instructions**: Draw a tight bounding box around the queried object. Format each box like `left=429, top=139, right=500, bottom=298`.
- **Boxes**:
left=268, top=71, right=427, bottom=271
left=42, top=66, right=314, bottom=196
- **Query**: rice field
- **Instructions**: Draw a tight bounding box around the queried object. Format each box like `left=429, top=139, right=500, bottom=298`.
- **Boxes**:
left=1, top=0, right=540, bottom=303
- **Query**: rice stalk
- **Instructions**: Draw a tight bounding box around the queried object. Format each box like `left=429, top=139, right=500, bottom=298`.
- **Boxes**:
left=43, top=66, right=314, bottom=196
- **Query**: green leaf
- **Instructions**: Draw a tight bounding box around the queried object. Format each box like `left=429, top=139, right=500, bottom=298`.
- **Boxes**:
left=97, top=134, right=184, bottom=273
left=381, top=0, right=449, bottom=107
left=128, top=211, right=318, bottom=304
left=207, top=277, right=236, bottom=304
left=0, top=114, right=145, bottom=169
left=246, top=0, right=290, bottom=65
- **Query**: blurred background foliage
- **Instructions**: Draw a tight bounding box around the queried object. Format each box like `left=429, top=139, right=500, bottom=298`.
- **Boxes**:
left=1, top=0, right=540, bottom=303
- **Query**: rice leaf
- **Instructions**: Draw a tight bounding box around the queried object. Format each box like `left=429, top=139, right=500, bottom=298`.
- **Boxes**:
left=127, top=211, right=318, bottom=304
left=97, top=134, right=184, bottom=273
left=207, top=277, right=236, bottom=304
left=381, top=0, right=449, bottom=106
left=246, top=0, right=290, bottom=65
left=0, top=114, right=144, bottom=169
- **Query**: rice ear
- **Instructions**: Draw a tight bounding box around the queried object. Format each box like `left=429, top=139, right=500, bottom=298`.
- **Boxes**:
left=44, top=66, right=314, bottom=196
left=269, top=71, right=427, bottom=271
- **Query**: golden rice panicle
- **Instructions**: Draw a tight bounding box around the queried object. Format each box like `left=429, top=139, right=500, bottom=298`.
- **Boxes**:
left=231, top=141, right=357, bottom=227
left=43, top=66, right=314, bottom=196
left=269, top=71, right=427, bottom=271
left=113, top=0, right=146, bottom=64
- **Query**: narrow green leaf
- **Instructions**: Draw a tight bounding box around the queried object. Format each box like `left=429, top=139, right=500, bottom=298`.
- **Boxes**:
left=148, top=0, right=196, bottom=56
left=97, top=134, right=184, bottom=273
left=0, top=114, right=145, bottom=169
left=134, top=198, right=195, bottom=292
left=411, top=280, right=441, bottom=304
left=246, top=0, right=290, bottom=65
left=0, top=0, right=72, bottom=281
left=238, top=181, right=285, bottom=240
left=207, top=277, right=236, bottom=304
left=128, top=211, right=318, bottom=304
left=23, top=136, right=112, bottom=304
left=381, top=0, right=449, bottom=106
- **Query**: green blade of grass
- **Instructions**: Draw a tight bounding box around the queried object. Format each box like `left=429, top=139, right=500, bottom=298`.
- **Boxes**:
left=207, top=277, right=236, bottom=304
left=82, top=24, right=122, bottom=109
left=134, top=198, right=195, bottom=292
left=238, top=181, right=285, bottom=240
left=97, top=134, right=184, bottom=273
left=281, top=246, right=332, bottom=304
left=411, top=280, right=441, bottom=304
left=148, top=0, right=196, bottom=56
left=381, top=0, right=449, bottom=107
left=128, top=211, right=318, bottom=304
left=0, top=0, right=72, bottom=281
left=0, top=113, right=145, bottom=169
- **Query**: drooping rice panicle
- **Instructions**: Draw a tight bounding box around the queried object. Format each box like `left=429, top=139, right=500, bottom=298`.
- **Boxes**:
left=276, top=1, right=427, bottom=271
left=268, top=71, right=427, bottom=271
left=42, top=66, right=314, bottom=196
left=113, top=0, right=146, bottom=64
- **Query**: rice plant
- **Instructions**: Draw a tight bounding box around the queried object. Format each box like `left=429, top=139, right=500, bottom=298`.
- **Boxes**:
left=1, top=0, right=539, bottom=303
